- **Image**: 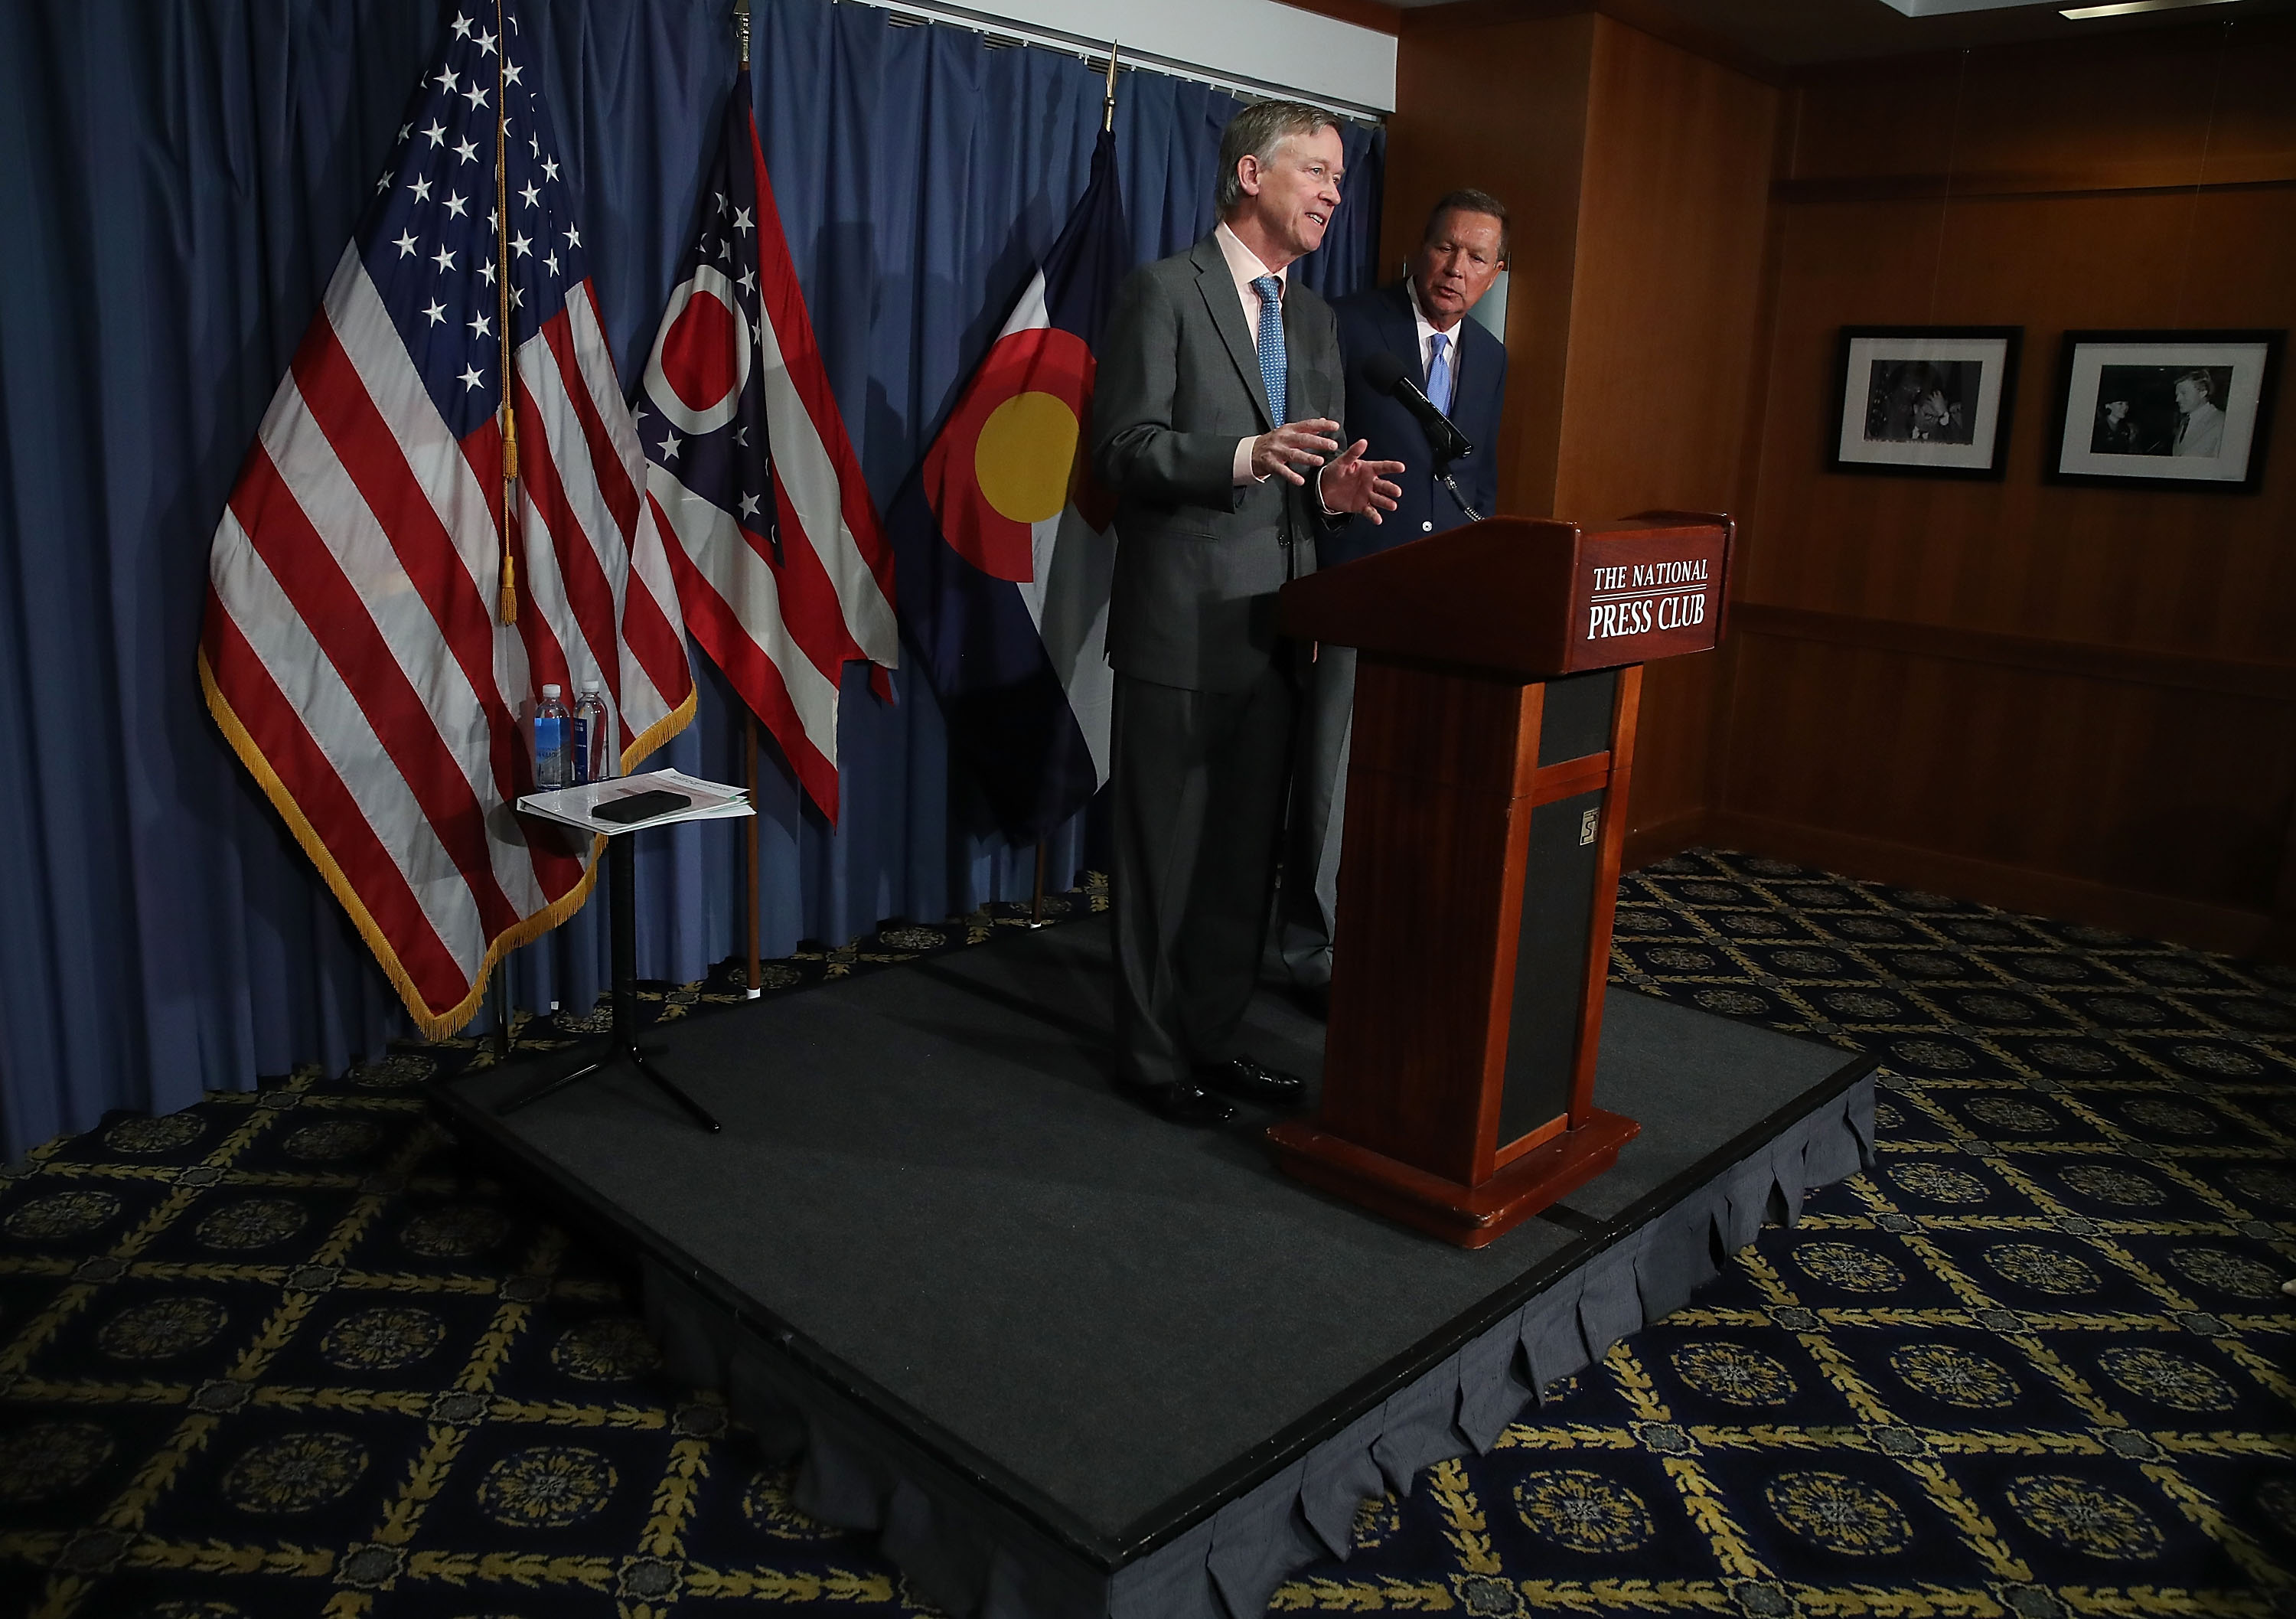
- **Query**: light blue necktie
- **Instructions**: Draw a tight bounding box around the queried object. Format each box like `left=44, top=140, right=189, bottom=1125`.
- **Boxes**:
left=1251, top=275, right=1286, bottom=425
left=1425, top=331, right=1453, bottom=417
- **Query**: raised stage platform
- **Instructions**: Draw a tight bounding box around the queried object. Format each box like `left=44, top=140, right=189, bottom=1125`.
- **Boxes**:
left=435, top=916, right=1874, bottom=1619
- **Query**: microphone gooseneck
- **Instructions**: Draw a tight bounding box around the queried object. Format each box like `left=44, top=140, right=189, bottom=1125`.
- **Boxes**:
left=1435, top=472, right=1482, bottom=524
left=1362, top=349, right=1473, bottom=468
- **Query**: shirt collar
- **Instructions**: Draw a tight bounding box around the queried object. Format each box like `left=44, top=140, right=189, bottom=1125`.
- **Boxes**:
left=1405, top=277, right=1450, bottom=352
left=1215, top=221, right=1284, bottom=297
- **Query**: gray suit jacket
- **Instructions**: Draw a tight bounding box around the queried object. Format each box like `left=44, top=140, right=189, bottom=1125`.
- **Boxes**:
left=1092, top=235, right=1345, bottom=693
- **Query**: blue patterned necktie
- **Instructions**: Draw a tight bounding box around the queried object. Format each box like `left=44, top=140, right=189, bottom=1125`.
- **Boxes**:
left=1251, top=274, right=1287, bottom=425
left=1426, top=331, right=1453, bottom=417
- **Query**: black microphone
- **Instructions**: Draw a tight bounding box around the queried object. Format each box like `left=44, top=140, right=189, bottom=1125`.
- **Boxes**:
left=1362, top=349, right=1473, bottom=467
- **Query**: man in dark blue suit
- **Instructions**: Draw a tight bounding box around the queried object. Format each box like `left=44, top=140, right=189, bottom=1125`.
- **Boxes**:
left=1280, top=189, right=1512, bottom=1004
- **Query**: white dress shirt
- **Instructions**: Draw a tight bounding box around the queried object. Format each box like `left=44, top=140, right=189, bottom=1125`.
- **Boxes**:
left=1211, top=224, right=1345, bottom=517
left=1405, top=277, right=1461, bottom=406
left=1215, top=223, right=1287, bottom=487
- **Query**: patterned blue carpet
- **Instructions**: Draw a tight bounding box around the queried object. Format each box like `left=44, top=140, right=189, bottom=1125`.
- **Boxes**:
left=0, top=854, right=2290, bottom=1617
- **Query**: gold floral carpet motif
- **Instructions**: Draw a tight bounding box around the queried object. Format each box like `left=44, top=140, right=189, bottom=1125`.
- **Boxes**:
left=1, top=859, right=2291, bottom=1617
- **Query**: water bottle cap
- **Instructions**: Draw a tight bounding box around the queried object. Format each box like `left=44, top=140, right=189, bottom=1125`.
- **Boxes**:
left=579, top=681, right=600, bottom=695
left=541, top=683, right=562, bottom=699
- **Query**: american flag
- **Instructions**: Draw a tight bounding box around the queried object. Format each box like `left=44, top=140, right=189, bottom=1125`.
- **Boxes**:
left=200, top=2, right=696, bottom=1040
left=639, top=68, right=896, bottom=822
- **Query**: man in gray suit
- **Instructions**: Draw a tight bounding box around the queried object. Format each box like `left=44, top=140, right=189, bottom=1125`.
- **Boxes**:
left=1092, top=102, right=1402, bottom=1124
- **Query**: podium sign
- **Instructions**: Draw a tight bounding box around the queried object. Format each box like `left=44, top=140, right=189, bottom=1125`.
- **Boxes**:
left=1567, top=524, right=1730, bottom=670
left=1267, top=514, right=1734, bottom=1248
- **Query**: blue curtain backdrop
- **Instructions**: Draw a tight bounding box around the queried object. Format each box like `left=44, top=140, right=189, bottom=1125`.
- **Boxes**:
left=0, top=0, right=1384, bottom=1158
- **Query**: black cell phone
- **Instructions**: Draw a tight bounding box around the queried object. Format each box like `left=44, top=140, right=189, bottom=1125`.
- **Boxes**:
left=593, top=788, right=690, bottom=824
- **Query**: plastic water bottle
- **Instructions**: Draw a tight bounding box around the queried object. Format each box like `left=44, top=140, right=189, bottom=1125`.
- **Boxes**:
left=573, top=683, right=612, bottom=785
left=533, top=684, right=571, bottom=790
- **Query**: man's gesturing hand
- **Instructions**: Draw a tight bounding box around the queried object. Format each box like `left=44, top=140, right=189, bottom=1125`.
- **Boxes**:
left=1320, top=439, right=1404, bottom=523
left=1251, top=419, right=1342, bottom=485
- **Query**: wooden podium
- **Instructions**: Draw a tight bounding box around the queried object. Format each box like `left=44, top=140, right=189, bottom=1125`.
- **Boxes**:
left=1267, top=513, right=1735, bottom=1249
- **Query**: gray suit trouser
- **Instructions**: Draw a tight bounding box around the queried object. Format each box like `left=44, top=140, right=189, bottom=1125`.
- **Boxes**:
left=1110, top=663, right=1299, bottom=1092
left=1278, top=643, right=1355, bottom=991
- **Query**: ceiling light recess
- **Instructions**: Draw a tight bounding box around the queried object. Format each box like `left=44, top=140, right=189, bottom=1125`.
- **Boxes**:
left=2060, top=0, right=2236, bottom=18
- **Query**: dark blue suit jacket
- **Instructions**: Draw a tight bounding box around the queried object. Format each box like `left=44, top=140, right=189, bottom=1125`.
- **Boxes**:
left=1324, top=281, right=1507, bottom=567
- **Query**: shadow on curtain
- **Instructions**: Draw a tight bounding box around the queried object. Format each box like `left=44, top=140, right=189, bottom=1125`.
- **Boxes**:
left=0, top=0, right=1384, bottom=1157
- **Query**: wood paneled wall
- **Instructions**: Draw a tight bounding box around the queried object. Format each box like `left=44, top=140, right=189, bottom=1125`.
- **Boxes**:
left=1384, top=8, right=1597, bottom=518
left=1552, top=22, right=1776, bottom=845
left=1384, top=9, right=1779, bottom=845
left=1722, top=18, right=2296, bottom=955
left=1385, top=8, right=2296, bottom=955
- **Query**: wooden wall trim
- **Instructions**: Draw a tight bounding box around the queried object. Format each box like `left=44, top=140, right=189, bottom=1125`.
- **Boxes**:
left=1775, top=168, right=2296, bottom=206
left=1625, top=800, right=2290, bottom=961
left=1707, top=809, right=2277, bottom=958
left=1398, top=0, right=1782, bottom=81
left=1399, top=0, right=1593, bottom=38
left=1730, top=603, right=2296, bottom=704
left=1779, top=14, right=2294, bottom=90
left=1271, top=0, right=1404, bottom=38
left=1623, top=798, right=2288, bottom=960
left=1623, top=807, right=1708, bottom=873
left=2275, top=798, right=2296, bottom=959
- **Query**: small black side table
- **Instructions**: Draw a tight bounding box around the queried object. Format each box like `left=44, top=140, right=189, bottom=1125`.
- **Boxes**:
left=495, top=774, right=752, bottom=1132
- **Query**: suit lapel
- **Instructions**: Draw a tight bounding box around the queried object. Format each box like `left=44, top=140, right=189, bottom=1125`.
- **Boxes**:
left=1193, top=237, right=1274, bottom=430
left=1381, top=282, right=1424, bottom=389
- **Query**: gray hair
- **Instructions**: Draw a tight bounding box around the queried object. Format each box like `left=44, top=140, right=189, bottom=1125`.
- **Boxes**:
left=1215, top=100, right=1340, bottom=217
left=1424, top=188, right=1512, bottom=262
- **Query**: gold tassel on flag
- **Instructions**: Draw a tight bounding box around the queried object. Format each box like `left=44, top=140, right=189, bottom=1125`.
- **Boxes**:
left=498, top=406, right=519, bottom=625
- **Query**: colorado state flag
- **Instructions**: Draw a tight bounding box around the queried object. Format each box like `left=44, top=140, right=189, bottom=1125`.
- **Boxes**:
left=889, top=128, right=1131, bottom=845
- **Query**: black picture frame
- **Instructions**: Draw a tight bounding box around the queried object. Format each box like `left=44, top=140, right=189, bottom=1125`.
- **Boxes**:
left=2046, top=329, right=2283, bottom=493
left=1826, top=325, right=2022, bottom=479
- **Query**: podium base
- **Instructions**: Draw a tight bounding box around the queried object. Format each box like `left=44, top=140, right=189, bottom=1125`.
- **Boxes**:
left=1267, top=1108, right=1642, bottom=1249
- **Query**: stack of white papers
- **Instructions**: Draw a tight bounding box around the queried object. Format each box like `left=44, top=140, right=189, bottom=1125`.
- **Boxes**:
left=515, top=769, right=755, bottom=835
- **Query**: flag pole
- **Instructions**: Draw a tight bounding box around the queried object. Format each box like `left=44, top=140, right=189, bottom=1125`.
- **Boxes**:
left=489, top=0, right=520, bottom=1036
left=745, top=720, right=763, bottom=996
left=495, top=0, right=518, bottom=625
left=491, top=957, right=511, bottom=1060
left=1023, top=43, right=1117, bottom=935
left=733, top=0, right=764, bottom=999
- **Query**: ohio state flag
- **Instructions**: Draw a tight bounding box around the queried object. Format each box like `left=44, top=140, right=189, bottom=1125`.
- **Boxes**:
left=640, top=69, right=896, bottom=821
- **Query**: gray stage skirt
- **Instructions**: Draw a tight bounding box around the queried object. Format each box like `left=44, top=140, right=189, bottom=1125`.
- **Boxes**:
left=643, top=1074, right=1876, bottom=1619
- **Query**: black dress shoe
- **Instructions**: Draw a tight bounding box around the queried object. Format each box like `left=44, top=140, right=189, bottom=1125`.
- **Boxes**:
left=1197, top=1056, right=1306, bottom=1108
left=1121, top=1082, right=1237, bottom=1126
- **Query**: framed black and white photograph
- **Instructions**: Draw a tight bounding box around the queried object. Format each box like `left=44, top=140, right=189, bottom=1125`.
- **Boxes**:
left=2048, top=330, right=2283, bottom=492
left=1828, top=326, right=2021, bottom=478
